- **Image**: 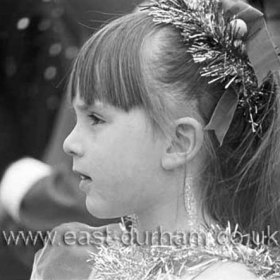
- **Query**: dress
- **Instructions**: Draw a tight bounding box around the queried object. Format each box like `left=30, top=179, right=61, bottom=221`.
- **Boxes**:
left=30, top=222, right=280, bottom=280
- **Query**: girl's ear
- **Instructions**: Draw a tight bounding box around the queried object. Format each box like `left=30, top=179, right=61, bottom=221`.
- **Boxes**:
left=161, top=117, right=203, bottom=170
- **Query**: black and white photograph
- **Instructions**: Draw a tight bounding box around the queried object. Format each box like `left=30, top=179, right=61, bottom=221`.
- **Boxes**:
left=1, top=0, right=280, bottom=279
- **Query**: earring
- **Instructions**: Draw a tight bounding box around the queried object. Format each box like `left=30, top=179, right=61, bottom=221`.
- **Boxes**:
left=184, top=177, right=197, bottom=229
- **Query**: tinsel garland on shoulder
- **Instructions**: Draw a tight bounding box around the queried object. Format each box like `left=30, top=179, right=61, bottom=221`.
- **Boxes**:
left=88, top=224, right=280, bottom=279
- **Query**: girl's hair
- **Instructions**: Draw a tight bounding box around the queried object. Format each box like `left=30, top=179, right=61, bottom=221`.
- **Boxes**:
left=69, top=11, right=280, bottom=243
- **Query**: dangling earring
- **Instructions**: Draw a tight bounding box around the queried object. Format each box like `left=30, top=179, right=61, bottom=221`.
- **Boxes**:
left=184, top=177, right=197, bottom=229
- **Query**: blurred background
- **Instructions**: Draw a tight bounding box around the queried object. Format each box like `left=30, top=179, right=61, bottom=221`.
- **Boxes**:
left=0, top=0, right=279, bottom=279
left=0, top=0, right=144, bottom=177
left=0, top=1, right=144, bottom=279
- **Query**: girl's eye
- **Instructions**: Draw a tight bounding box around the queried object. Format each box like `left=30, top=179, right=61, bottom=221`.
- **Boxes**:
left=87, top=114, right=104, bottom=125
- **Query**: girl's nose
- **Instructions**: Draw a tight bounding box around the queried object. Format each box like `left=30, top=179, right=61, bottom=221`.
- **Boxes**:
left=63, top=127, right=84, bottom=157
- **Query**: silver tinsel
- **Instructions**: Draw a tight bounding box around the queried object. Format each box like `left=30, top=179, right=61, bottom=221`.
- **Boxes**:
left=143, top=0, right=279, bottom=139
left=88, top=224, right=280, bottom=279
left=86, top=2, right=280, bottom=279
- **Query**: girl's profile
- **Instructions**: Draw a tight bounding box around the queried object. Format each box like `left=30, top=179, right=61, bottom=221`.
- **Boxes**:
left=31, top=0, right=280, bottom=279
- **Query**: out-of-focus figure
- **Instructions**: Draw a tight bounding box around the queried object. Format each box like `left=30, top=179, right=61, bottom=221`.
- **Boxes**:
left=0, top=1, right=142, bottom=279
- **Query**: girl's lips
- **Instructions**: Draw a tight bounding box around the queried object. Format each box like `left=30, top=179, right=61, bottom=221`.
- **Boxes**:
left=80, top=174, right=91, bottom=180
left=73, top=169, right=92, bottom=192
left=73, top=169, right=92, bottom=180
left=79, top=176, right=92, bottom=192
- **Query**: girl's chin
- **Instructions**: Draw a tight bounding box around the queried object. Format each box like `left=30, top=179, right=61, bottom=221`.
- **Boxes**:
left=86, top=201, right=121, bottom=220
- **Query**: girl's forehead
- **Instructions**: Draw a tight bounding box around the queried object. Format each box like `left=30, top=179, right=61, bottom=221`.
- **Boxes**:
left=72, top=93, right=123, bottom=115
left=73, top=94, right=104, bottom=111
left=71, top=78, right=110, bottom=111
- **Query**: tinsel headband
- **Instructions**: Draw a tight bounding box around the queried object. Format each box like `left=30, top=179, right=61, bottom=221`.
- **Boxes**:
left=144, top=0, right=280, bottom=145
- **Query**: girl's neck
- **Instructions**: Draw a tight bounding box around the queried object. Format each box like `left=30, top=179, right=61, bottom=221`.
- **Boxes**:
left=132, top=170, right=214, bottom=242
left=135, top=195, right=207, bottom=241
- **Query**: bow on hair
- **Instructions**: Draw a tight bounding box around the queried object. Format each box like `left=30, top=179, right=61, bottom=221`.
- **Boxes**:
left=222, top=0, right=280, bottom=85
left=205, top=0, right=280, bottom=145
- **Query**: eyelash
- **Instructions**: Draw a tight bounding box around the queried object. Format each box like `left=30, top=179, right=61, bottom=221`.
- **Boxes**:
left=87, top=113, right=104, bottom=125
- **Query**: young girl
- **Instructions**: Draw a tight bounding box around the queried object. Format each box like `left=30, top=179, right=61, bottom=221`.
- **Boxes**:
left=31, top=0, right=280, bottom=279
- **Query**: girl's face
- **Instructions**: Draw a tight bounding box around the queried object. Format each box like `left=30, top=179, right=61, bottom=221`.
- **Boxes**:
left=63, top=93, right=172, bottom=219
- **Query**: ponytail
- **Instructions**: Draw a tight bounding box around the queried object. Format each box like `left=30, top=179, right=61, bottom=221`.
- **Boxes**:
left=203, top=71, right=280, bottom=244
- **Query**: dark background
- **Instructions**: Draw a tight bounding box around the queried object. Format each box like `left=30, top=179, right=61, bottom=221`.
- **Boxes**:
left=0, top=1, right=143, bottom=279
left=0, top=0, right=143, bottom=178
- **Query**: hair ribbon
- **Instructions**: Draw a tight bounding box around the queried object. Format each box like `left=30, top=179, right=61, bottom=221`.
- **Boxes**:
left=205, top=0, right=280, bottom=145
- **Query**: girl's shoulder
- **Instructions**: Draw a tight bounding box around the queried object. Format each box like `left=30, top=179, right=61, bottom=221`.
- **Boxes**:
left=31, top=222, right=279, bottom=280
left=31, top=222, right=121, bottom=280
left=191, top=261, right=259, bottom=280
